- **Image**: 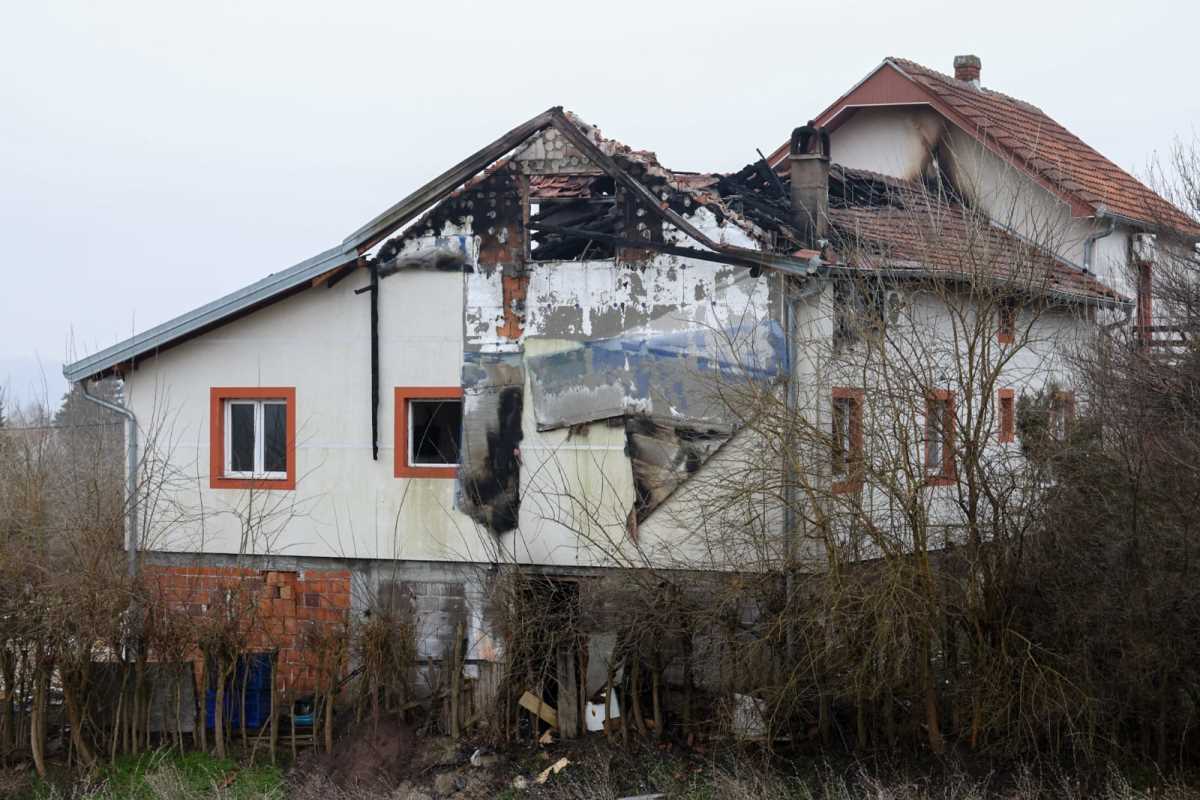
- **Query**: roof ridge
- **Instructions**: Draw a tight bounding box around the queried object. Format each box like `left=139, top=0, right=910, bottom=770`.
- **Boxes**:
left=882, top=56, right=1199, bottom=233
left=885, top=56, right=1046, bottom=115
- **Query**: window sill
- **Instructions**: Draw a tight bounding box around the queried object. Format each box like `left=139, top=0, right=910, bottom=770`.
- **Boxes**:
left=925, top=474, right=956, bottom=487
left=394, top=464, right=460, bottom=480
left=211, top=475, right=296, bottom=491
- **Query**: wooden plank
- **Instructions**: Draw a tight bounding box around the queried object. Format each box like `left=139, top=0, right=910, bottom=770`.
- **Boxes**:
left=548, top=110, right=720, bottom=252
left=310, top=265, right=343, bottom=288
left=518, top=691, right=558, bottom=729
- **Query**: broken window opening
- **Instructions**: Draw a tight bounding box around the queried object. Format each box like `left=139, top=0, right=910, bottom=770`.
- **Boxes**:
left=224, top=398, right=288, bottom=479
left=409, top=399, right=463, bottom=467
left=395, top=387, right=465, bottom=478
left=528, top=175, right=618, bottom=262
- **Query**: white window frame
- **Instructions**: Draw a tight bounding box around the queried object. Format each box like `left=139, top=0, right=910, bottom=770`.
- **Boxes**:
left=223, top=399, right=288, bottom=480
left=407, top=398, right=462, bottom=469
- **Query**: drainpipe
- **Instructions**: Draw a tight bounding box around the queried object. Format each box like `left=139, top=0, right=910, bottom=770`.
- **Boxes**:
left=782, top=276, right=796, bottom=662
left=1082, top=214, right=1116, bottom=273
left=80, top=380, right=139, bottom=579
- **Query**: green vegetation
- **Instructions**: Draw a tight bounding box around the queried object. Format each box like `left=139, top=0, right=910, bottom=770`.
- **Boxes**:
left=21, top=749, right=284, bottom=800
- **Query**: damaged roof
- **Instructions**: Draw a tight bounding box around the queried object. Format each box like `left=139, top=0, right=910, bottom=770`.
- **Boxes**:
left=65, top=72, right=1136, bottom=383
left=716, top=162, right=1127, bottom=304
left=62, top=108, right=803, bottom=383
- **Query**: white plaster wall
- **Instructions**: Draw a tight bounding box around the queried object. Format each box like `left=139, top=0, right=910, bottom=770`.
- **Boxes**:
left=127, top=230, right=777, bottom=570
left=831, top=110, right=1135, bottom=299
left=829, top=106, right=946, bottom=181
left=126, top=266, right=495, bottom=563
left=637, top=277, right=1096, bottom=569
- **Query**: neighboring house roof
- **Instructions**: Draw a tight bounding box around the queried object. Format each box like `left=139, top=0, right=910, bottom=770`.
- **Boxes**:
left=829, top=187, right=1126, bottom=304
left=768, top=57, right=1200, bottom=236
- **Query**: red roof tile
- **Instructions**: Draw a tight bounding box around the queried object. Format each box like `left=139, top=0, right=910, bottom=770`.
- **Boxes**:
left=885, top=58, right=1199, bottom=234
left=830, top=186, right=1126, bottom=304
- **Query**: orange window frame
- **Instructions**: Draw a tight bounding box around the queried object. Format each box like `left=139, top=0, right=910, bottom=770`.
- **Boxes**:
left=997, top=388, right=1015, bottom=444
left=831, top=387, right=865, bottom=494
left=209, top=387, right=296, bottom=490
left=1137, top=262, right=1153, bottom=346
left=925, top=389, right=956, bottom=486
left=998, top=301, right=1016, bottom=345
left=394, top=387, right=464, bottom=479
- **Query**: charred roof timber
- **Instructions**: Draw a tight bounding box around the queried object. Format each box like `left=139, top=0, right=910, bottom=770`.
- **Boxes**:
left=789, top=124, right=831, bottom=246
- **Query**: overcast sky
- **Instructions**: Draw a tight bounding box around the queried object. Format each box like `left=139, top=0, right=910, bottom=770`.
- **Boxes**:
left=2, top=0, right=1196, bottom=410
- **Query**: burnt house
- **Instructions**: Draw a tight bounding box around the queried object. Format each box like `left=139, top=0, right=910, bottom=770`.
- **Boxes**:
left=63, top=56, right=1196, bottom=695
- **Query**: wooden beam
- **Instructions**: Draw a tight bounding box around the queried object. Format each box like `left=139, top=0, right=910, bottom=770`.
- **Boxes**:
left=548, top=110, right=720, bottom=252
left=518, top=691, right=558, bottom=729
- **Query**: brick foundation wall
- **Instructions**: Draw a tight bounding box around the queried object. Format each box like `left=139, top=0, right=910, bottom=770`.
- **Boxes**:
left=145, top=565, right=351, bottom=694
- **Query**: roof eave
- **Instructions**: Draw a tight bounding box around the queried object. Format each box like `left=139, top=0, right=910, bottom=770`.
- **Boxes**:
left=63, top=245, right=358, bottom=383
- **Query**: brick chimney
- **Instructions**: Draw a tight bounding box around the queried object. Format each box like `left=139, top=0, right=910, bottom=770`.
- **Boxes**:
left=789, top=124, right=831, bottom=245
left=954, top=54, right=981, bottom=87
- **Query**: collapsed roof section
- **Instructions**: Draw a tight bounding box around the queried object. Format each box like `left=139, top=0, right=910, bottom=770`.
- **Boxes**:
left=717, top=161, right=1128, bottom=304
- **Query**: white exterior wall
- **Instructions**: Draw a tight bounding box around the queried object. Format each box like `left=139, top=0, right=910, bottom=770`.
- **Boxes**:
left=829, top=106, right=946, bottom=181
left=126, top=266, right=488, bottom=563
left=829, top=108, right=1137, bottom=301
left=126, top=233, right=776, bottom=570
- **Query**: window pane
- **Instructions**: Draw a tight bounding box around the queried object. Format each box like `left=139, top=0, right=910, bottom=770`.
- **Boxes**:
left=927, top=401, right=944, bottom=472
left=230, top=403, right=256, bottom=472
left=832, top=398, right=850, bottom=475
left=410, top=399, right=462, bottom=466
left=263, top=402, right=287, bottom=473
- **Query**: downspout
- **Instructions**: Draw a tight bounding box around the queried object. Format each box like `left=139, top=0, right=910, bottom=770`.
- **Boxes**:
left=1082, top=214, right=1131, bottom=331
left=783, top=274, right=796, bottom=662
left=1082, top=214, right=1116, bottom=273
left=80, top=380, right=139, bottom=579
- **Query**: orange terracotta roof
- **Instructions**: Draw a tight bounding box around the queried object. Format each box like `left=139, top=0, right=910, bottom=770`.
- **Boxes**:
left=829, top=186, right=1126, bottom=304
left=884, top=58, right=1199, bottom=235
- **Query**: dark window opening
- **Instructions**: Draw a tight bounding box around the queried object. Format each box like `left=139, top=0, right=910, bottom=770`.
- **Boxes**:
left=834, top=280, right=901, bottom=350
left=998, top=301, right=1016, bottom=344
left=410, top=399, right=463, bottom=467
left=831, top=388, right=864, bottom=492
left=528, top=175, right=618, bottom=261
left=224, top=398, right=288, bottom=478
left=925, top=392, right=955, bottom=482
left=998, top=390, right=1015, bottom=444
left=263, top=402, right=287, bottom=473
left=229, top=402, right=255, bottom=473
